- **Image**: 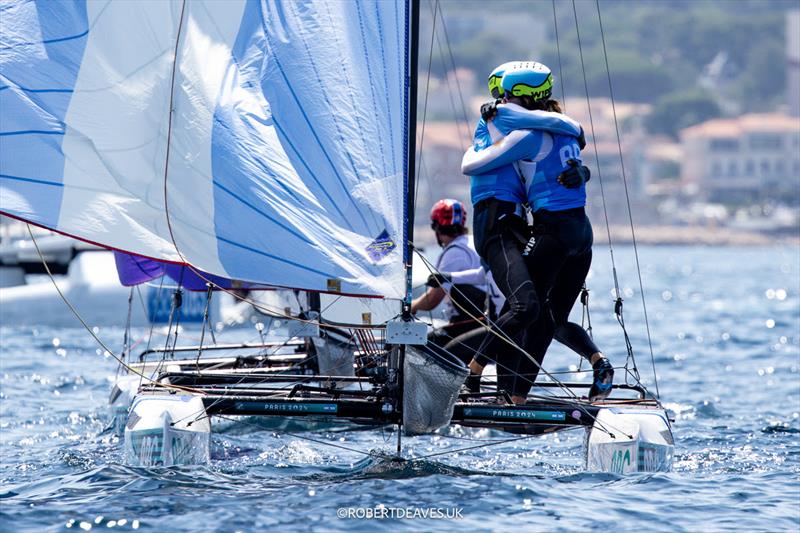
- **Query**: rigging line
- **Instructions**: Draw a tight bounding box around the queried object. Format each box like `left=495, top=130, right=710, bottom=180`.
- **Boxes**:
left=195, top=284, right=214, bottom=372
left=160, top=0, right=189, bottom=270
left=412, top=246, right=632, bottom=439
left=410, top=433, right=539, bottom=461
left=554, top=0, right=592, bottom=376
left=151, top=269, right=185, bottom=380
left=24, top=225, right=204, bottom=396
left=167, top=267, right=187, bottom=358
left=570, top=0, right=649, bottom=401
left=414, top=0, right=438, bottom=216
left=137, top=276, right=164, bottom=389
left=116, top=287, right=135, bottom=381
left=570, top=0, right=620, bottom=302
left=594, top=0, right=659, bottom=399
left=418, top=158, right=436, bottom=219
left=433, top=22, right=466, bottom=152
left=551, top=0, right=567, bottom=107
left=435, top=1, right=472, bottom=145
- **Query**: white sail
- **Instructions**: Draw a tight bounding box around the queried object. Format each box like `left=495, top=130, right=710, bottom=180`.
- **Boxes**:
left=0, top=0, right=410, bottom=298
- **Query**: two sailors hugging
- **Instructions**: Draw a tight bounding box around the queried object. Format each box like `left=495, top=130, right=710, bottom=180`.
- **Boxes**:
left=411, top=61, right=614, bottom=405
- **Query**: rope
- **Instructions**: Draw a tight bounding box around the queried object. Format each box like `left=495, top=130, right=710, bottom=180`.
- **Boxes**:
left=434, top=1, right=471, bottom=147
left=414, top=0, right=438, bottom=215
left=25, top=225, right=203, bottom=396
left=569, top=0, right=649, bottom=397
left=195, top=284, right=214, bottom=371
left=552, top=0, right=567, bottom=106
left=594, top=0, right=660, bottom=398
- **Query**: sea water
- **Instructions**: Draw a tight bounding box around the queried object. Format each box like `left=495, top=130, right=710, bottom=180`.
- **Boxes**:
left=1, top=246, right=798, bottom=532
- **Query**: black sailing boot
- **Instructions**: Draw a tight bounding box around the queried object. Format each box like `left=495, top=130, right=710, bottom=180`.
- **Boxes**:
left=588, top=357, right=614, bottom=402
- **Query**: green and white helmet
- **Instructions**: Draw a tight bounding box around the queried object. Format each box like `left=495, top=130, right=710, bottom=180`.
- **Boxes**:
left=500, top=61, right=554, bottom=102
left=487, top=61, right=522, bottom=99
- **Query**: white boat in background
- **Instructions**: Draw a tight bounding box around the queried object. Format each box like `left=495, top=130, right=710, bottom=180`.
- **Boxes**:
left=0, top=221, right=432, bottom=328
left=0, top=244, right=225, bottom=327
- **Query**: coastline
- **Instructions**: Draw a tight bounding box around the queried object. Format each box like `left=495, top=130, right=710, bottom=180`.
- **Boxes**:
left=599, top=224, right=800, bottom=246
left=413, top=223, right=800, bottom=248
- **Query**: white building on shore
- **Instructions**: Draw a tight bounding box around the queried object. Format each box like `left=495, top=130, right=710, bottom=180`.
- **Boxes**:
left=680, top=114, right=800, bottom=204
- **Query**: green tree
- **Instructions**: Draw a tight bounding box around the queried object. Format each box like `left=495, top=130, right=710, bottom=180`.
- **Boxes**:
left=645, top=90, right=722, bottom=139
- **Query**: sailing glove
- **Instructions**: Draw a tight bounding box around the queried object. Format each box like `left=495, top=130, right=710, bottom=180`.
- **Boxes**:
left=557, top=159, right=591, bottom=189
left=480, top=99, right=501, bottom=121
left=577, top=126, right=587, bottom=150
left=426, top=272, right=452, bottom=287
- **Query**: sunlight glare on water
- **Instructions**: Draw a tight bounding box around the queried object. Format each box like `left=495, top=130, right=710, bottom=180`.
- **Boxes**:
left=0, top=246, right=798, bottom=532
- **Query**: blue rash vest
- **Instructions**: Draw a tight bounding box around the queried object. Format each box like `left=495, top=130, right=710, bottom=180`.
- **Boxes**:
left=463, top=104, right=585, bottom=212
left=466, top=103, right=582, bottom=205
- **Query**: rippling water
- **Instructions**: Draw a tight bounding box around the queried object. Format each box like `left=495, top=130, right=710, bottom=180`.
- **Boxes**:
left=1, top=246, right=798, bottom=532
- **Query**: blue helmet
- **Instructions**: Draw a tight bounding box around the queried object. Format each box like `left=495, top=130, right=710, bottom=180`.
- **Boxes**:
left=501, top=61, right=554, bottom=102
left=487, top=61, right=522, bottom=99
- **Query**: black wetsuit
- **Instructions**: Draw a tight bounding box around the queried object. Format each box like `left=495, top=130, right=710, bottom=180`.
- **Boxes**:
left=502, top=206, right=598, bottom=397
left=470, top=198, right=540, bottom=366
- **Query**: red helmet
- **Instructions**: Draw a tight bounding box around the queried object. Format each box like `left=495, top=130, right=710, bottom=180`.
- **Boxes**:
left=430, top=199, right=467, bottom=229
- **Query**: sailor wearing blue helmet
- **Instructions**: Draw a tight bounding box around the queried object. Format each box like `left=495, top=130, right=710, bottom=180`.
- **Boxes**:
left=457, top=61, right=595, bottom=396
left=462, top=61, right=614, bottom=405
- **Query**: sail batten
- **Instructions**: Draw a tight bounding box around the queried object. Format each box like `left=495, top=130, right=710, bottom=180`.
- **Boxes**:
left=0, top=0, right=410, bottom=298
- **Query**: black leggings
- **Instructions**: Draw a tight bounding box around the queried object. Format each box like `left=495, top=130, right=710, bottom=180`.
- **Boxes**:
left=471, top=199, right=539, bottom=368
left=442, top=311, right=516, bottom=394
left=504, top=207, right=598, bottom=397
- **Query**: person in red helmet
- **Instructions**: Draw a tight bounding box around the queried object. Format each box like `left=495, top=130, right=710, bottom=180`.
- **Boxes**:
left=411, top=199, right=488, bottom=347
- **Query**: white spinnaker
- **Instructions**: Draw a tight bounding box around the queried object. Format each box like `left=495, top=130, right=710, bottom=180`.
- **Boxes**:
left=2, top=0, right=410, bottom=298
left=165, top=0, right=247, bottom=276
left=58, top=1, right=181, bottom=261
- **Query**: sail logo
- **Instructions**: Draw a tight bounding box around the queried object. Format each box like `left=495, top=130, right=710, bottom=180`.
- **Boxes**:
left=366, top=229, right=396, bottom=263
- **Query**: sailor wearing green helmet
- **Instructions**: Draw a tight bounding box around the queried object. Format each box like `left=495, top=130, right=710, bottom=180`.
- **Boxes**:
left=462, top=61, right=613, bottom=404
left=487, top=60, right=520, bottom=99
left=451, top=61, right=590, bottom=396
left=502, top=60, right=554, bottom=100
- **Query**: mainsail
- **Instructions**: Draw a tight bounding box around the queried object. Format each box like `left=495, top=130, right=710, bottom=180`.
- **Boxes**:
left=0, top=0, right=411, bottom=298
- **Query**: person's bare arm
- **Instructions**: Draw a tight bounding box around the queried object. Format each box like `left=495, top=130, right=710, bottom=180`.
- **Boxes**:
left=411, top=287, right=446, bottom=313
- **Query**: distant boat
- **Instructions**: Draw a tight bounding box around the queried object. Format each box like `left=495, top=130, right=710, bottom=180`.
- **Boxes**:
left=0, top=0, right=673, bottom=473
left=0, top=231, right=227, bottom=326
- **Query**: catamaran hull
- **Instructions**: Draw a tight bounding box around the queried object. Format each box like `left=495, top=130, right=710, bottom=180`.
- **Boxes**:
left=124, top=395, right=211, bottom=467
left=109, top=375, right=141, bottom=435
left=586, top=407, right=674, bottom=473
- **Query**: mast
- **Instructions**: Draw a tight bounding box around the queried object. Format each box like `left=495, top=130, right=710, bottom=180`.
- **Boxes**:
left=393, top=0, right=420, bottom=456
left=402, top=0, right=420, bottom=320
